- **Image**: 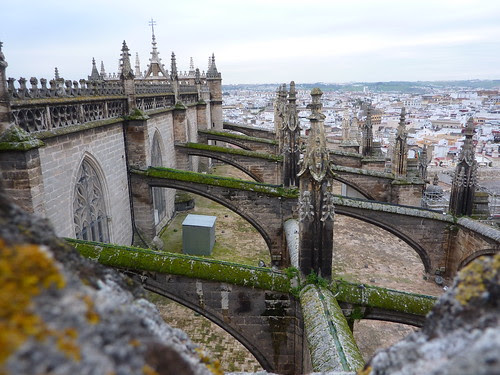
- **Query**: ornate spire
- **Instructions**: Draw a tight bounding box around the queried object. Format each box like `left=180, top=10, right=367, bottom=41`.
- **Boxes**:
left=120, top=40, right=134, bottom=80
left=170, top=52, right=178, bottom=80
left=361, top=102, right=373, bottom=156
left=449, top=117, right=477, bottom=216
left=392, top=106, right=408, bottom=176
left=206, top=53, right=220, bottom=79
left=135, top=53, right=141, bottom=78
left=282, top=80, right=300, bottom=187
left=54, top=67, right=60, bottom=80
left=144, top=19, right=168, bottom=79
left=88, top=58, right=100, bottom=81
left=298, top=88, right=330, bottom=182
left=100, top=61, right=106, bottom=78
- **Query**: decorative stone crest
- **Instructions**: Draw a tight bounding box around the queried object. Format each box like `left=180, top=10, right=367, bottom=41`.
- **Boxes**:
left=298, top=191, right=314, bottom=222
left=320, top=192, right=336, bottom=222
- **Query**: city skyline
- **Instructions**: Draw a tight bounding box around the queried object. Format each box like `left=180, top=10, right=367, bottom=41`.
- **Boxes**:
left=1, top=0, right=500, bottom=84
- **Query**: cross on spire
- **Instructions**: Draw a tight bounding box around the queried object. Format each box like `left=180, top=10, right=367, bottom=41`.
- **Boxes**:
left=149, top=18, right=156, bottom=37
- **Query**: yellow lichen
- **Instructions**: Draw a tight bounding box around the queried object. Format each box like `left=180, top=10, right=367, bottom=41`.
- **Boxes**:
left=129, top=339, right=141, bottom=347
left=0, top=239, right=66, bottom=364
left=142, top=364, right=160, bottom=375
left=195, top=348, right=223, bottom=375
left=357, top=365, right=372, bottom=375
left=455, top=253, right=499, bottom=306
left=82, top=295, right=100, bottom=324
left=55, top=328, right=81, bottom=362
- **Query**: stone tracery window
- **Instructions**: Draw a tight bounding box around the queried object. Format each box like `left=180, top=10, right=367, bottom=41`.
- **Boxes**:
left=73, top=159, right=109, bottom=242
left=151, top=133, right=166, bottom=224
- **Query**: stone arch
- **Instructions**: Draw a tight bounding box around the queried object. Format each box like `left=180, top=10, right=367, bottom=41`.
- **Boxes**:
left=204, top=135, right=252, bottom=151
left=144, top=285, right=273, bottom=371
left=72, top=154, right=110, bottom=243
left=151, top=131, right=167, bottom=224
left=145, top=179, right=274, bottom=253
left=179, top=148, right=264, bottom=183
left=335, top=209, right=432, bottom=273
left=458, top=249, right=498, bottom=270
left=331, top=175, right=374, bottom=200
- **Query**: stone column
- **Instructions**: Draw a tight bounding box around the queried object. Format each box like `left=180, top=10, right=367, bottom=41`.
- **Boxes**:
left=119, top=41, right=137, bottom=114
left=283, top=81, right=300, bottom=187
left=206, top=54, right=223, bottom=132
left=124, top=115, right=155, bottom=243
left=449, top=117, right=477, bottom=216
left=297, top=88, right=335, bottom=280
left=173, top=103, right=191, bottom=170
left=0, top=126, right=45, bottom=215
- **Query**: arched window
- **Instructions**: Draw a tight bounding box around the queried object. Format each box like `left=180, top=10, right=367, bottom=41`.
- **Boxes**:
left=73, top=159, right=109, bottom=242
left=151, top=133, right=166, bottom=224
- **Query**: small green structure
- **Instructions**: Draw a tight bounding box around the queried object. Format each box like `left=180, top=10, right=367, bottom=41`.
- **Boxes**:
left=182, top=214, right=216, bottom=255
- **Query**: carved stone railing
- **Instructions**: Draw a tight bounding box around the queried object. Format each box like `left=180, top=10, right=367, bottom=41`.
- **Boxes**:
left=11, top=99, right=126, bottom=133
left=135, top=95, right=175, bottom=111
left=7, top=75, right=204, bottom=134
left=134, top=79, right=173, bottom=95
left=8, top=77, right=124, bottom=99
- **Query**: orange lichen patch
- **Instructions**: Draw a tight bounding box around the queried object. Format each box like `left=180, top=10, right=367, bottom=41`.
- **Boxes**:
left=455, top=253, right=499, bottom=306
left=357, top=365, right=372, bottom=375
left=142, top=364, right=160, bottom=375
left=55, top=328, right=81, bottom=362
left=129, top=339, right=141, bottom=347
left=0, top=239, right=66, bottom=364
left=196, top=348, right=223, bottom=375
left=82, top=295, right=100, bottom=325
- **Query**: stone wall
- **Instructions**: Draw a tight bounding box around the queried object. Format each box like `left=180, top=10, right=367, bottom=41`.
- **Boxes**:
left=143, top=274, right=305, bottom=375
left=145, top=111, right=177, bottom=232
left=38, top=122, right=132, bottom=244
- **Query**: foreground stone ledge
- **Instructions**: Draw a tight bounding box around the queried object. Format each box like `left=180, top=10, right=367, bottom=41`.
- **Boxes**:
left=300, top=284, right=364, bottom=373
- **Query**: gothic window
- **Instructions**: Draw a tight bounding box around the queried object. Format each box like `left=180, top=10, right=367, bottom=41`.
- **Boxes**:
left=151, top=133, right=166, bottom=224
left=73, top=159, right=109, bottom=242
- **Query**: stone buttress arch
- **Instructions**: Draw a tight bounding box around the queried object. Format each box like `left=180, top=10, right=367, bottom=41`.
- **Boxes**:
left=331, top=175, right=375, bottom=200
left=143, top=282, right=273, bottom=371
left=458, top=248, right=498, bottom=270
left=335, top=209, right=432, bottom=273
left=177, top=147, right=264, bottom=183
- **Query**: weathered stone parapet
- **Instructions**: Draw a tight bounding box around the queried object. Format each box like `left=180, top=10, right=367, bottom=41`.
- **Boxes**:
left=300, top=285, right=364, bottom=373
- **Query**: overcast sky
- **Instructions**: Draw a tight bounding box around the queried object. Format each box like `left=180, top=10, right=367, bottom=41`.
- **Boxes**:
left=1, top=0, right=499, bottom=84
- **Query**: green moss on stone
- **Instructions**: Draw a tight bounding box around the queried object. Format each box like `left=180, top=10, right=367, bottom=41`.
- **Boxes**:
left=67, top=238, right=291, bottom=292
left=0, top=126, right=44, bottom=151
left=199, top=129, right=277, bottom=145
left=136, top=166, right=299, bottom=198
left=330, top=279, right=436, bottom=316
left=182, top=142, right=282, bottom=161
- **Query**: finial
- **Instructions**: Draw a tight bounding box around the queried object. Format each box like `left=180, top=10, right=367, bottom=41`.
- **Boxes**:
left=0, top=41, right=7, bottom=68
left=189, top=57, right=194, bottom=71
left=170, top=52, right=178, bottom=80
left=54, top=67, right=60, bottom=80
left=100, top=61, right=105, bottom=76
left=120, top=40, right=134, bottom=79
